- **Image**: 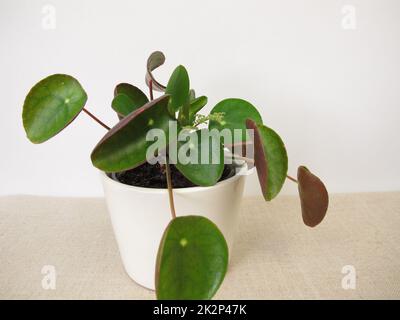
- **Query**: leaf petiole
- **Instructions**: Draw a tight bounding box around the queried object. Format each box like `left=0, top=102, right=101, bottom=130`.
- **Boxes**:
left=165, top=156, right=177, bottom=219
left=149, top=79, right=154, bottom=101
left=82, top=108, right=110, bottom=130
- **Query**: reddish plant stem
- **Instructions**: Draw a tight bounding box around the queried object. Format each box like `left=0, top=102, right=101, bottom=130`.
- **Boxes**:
left=224, top=141, right=253, bottom=148
left=83, top=108, right=111, bottom=130
left=286, top=175, right=298, bottom=184
left=232, top=154, right=254, bottom=163
left=165, top=156, right=177, bottom=219
left=231, top=153, right=298, bottom=184
left=149, top=79, right=154, bottom=101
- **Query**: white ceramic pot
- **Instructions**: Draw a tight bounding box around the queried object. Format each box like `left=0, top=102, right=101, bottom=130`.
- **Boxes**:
left=100, top=161, right=250, bottom=290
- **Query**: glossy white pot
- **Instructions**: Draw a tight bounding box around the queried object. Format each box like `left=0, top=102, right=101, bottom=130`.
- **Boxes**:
left=100, top=161, right=250, bottom=290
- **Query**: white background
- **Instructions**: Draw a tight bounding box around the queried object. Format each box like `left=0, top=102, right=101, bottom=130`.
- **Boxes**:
left=1, top=0, right=399, bottom=197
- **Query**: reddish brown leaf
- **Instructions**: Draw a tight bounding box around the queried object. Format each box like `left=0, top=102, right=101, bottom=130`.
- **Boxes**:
left=297, top=166, right=329, bottom=227
left=246, top=119, right=268, bottom=197
left=145, top=51, right=167, bottom=92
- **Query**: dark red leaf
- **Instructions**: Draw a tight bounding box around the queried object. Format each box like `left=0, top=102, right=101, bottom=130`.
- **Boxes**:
left=246, top=119, right=268, bottom=197
left=297, top=166, right=329, bottom=227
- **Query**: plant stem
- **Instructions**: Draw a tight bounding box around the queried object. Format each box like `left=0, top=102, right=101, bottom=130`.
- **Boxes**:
left=231, top=154, right=254, bottom=164
left=165, top=157, right=177, bottom=219
left=230, top=153, right=299, bottom=184
left=83, top=108, right=111, bottom=130
left=286, top=175, right=298, bottom=183
left=224, top=141, right=253, bottom=148
left=149, top=79, right=154, bottom=101
left=232, top=153, right=255, bottom=164
left=182, top=101, right=190, bottom=126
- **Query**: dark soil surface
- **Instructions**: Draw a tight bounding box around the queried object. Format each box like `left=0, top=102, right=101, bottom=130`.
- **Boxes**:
left=109, top=162, right=235, bottom=188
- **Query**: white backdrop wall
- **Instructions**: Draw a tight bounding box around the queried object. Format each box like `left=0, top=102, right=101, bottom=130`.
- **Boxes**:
left=1, top=0, right=399, bottom=196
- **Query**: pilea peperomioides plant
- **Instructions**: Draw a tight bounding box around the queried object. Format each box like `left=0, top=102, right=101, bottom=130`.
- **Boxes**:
left=22, top=51, right=329, bottom=300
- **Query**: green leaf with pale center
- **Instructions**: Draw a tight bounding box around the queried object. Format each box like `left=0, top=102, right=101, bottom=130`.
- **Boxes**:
left=91, top=95, right=173, bottom=172
left=156, top=216, right=229, bottom=300
left=209, top=98, right=262, bottom=143
left=175, top=129, right=224, bottom=186
left=246, top=119, right=288, bottom=201
left=23, top=74, right=87, bottom=143
left=166, top=65, right=190, bottom=113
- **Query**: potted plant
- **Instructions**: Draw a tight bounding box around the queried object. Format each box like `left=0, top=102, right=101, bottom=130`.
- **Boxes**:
left=22, top=51, right=329, bottom=300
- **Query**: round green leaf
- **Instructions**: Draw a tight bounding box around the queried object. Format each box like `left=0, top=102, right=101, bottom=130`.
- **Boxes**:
left=112, top=84, right=148, bottom=119
left=112, top=83, right=149, bottom=117
left=209, top=98, right=262, bottom=143
left=23, top=74, right=87, bottom=143
left=112, top=94, right=134, bottom=119
left=156, top=216, right=229, bottom=300
left=145, top=51, right=166, bottom=92
left=175, top=129, right=224, bottom=186
left=91, top=95, right=173, bottom=172
left=166, top=65, right=190, bottom=113
left=297, top=166, right=329, bottom=227
left=246, top=119, right=288, bottom=201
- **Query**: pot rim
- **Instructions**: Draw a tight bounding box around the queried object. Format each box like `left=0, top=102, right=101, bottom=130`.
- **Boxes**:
left=100, top=160, right=253, bottom=194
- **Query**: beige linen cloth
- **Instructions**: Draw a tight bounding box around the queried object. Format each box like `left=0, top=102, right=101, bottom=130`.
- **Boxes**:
left=0, top=193, right=399, bottom=299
